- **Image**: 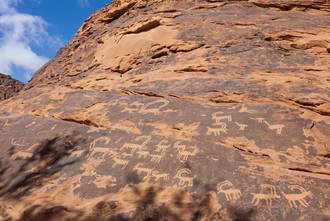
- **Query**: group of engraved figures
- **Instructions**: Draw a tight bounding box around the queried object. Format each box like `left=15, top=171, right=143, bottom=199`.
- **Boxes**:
left=217, top=181, right=312, bottom=209
left=207, top=111, right=285, bottom=136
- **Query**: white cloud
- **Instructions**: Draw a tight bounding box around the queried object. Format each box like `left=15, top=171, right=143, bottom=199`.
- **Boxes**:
left=77, top=0, right=90, bottom=7
left=0, top=0, right=49, bottom=80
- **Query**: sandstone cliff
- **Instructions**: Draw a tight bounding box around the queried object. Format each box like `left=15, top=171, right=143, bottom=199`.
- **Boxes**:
left=0, top=73, right=24, bottom=101
left=0, top=0, right=329, bottom=220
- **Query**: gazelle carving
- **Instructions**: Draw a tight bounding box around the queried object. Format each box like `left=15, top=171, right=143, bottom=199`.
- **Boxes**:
left=155, top=140, right=170, bottom=153
left=120, top=136, right=151, bottom=153
left=283, top=185, right=312, bottom=208
left=216, top=180, right=242, bottom=201
left=150, top=152, right=164, bottom=164
left=140, top=99, right=170, bottom=115
left=174, top=168, right=195, bottom=187
left=152, top=170, right=170, bottom=182
left=173, top=141, right=186, bottom=151
left=251, top=184, right=280, bottom=207
left=134, top=163, right=153, bottom=182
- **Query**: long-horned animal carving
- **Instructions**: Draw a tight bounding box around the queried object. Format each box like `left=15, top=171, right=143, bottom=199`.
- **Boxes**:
left=174, top=168, right=195, bottom=187
left=120, top=136, right=151, bottom=153
left=217, top=180, right=242, bottom=201
left=251, top=184, right=280, bottom=207
left=140, top=99, right=170, bottom=115
left=112, top=156, right=129, bottom=169
left=207, top=125, right=227, bottom=136
left=212, top=111, right=232, bottom=124
left=178, top=146, right=199, bottom=162
left=155, top=139, right=170, bottom=153
left=283, top=185, right=312, bottom=208
left=152, top=170, right=170, bottom=182
left=134, top=163, right=153, bottom=182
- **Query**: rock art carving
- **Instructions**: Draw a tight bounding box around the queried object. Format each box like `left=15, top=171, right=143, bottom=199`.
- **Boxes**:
left=216, top=180, right=242, bottom=201
left=152, top=170, right=170, bottom=182
left=263, top=120, right=285, bottom=135
left=134, top=163, right=154, bottom=182
left=140, top=99, right=170, bottom=115
left=235, top=122, right=248, bottom=131
left=11, top=137, right=25, bottom=147
left=137, top=150, right=150, bottom=159
left=112, top=156, right=129, bottom=169
left=177, top=146, right=199, bottom=162
left=120, top=136, right=151, bottom=153
left=212, top=112, right=232, bottom=124
left=174, top=168, right=195, bottom=187
left=283, top=185, right=312, bottom=208
left=251, top=184, right=280, bottom=207
left=89, top=136, right=117, bottom=158
left=207, top=125, right=227, bottom=136
left=150, top=152, right=165, bottom=164
left=155, top=139, right=170, bottom=153
left=173, top=141, right=186, bottom=151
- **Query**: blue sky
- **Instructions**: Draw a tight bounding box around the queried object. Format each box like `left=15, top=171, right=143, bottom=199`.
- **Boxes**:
left=0, top=0, right=112, bottom=83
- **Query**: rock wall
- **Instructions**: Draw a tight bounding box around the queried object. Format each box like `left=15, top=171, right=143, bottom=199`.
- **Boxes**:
left=0, top=0, right=329, bottom=220
left=0, top=73, right=24, bottom=101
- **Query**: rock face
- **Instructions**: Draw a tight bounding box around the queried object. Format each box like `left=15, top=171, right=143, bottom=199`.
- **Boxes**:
left=0, top=0, right=329, bottom=220
left=0, top=73, right=24, bottom=101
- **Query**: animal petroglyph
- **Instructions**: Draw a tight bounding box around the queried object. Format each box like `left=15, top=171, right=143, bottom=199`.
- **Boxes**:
left=134, top=163, right=154, bottom=182
left=150, top=152, right=164, bottom=164
left=120, top=136, right=151, bottom=153
left=217, top=180, right=242, bottom=201
left=89, top=136, right=117, bottom=158
left=235, top=122, right=248, bottom=131
left=251, top=184, right=280, bottom=207
left=137, top=150, right=150, bottom=159
left=178, top=146, right=199, bottom=162
left=283, top=185, right=312, bottom=208
left=152, top=170, right=170, bottom=182
left=212, top=112, right=232, bottom=125
left=155, top=139, right=170, bottom=153
left=140, top=99, right=170, bottom=115
left=121, top=101, right=144, bottom=114
left=251, top=118, right=264, bottom=123
left=25, top=121, right=36, bottom=128
left=174, top=168, right=195, bottom=187
left=263, top=120, right=285, bottom=135
left=207, top=125, right=227, bottom=136
left=112, top=156, right=129, bottom=169
left=11, top=137, right=25, bottom=147
left=173, top=141, right=186, bottom=151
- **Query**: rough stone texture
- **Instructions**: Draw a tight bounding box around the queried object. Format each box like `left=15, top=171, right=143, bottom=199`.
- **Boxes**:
left=0, top=73, right=24, bottom=101
left=0, top=0, right=329, bottom=220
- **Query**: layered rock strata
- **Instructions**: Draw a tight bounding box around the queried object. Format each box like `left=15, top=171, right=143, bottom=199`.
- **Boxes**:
left=0, top=0, right=329, bottom=220
left=0, top=73, right=24, bottom=101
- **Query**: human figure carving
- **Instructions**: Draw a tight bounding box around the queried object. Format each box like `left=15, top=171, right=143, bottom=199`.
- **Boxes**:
left=217, top=180, right=242, bottom=201
left=251, top=184, right=280, bottom=207
left=212, top=112, right=232, bottom=124
left=235, top=122, right=248, bottom=131
left=263, top=120, right=285, bottom=135
left=112, top=156, right=129, bottom=169
left=207, top=125, right=227, bottom=136
left=283, top=185, right=312, bottom=208
left=174, top=168, right=195, bottom=187
left=178, top=146, right=199, bottom=162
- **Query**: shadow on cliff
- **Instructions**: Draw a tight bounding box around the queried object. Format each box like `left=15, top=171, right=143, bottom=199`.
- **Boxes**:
left=0, top=131, right=87, bottom=199
left=15, top=171, right=256, bottom=221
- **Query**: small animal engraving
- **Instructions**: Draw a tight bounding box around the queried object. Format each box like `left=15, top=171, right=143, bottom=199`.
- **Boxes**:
left=212, top=112, right=232, bottom=124
left=263, top=120, right=285, bottom=135
left=173, top=141, right=186, bottom=151
left=134, top=163, right=153, bottom=182
left=235, top=122, right=248, bottom=131
left=152, top=170, right=170, bottom=182
left=120, top=136, right=151, bottom=153
left=174, top=168, right=195, bottom=187
left=178, top=146, right=199, bottom=162
left=251, top=184, right=280, bottom=207
left=112, top=157, right=129, bottom=169
left=217, top=180, right=242, bottom=201
left=283, top=185, right=312, bottom=208
left=140, top=99, right=170, bottom=115
left=207, top=125, right=227, bottom=136
left=155, top=140, right=170, bottom=153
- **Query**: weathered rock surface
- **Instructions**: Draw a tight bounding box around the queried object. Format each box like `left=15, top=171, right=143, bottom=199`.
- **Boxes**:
left=0, top=73, right=24, bottom=101
left=0, top=0, right=329, bottom=220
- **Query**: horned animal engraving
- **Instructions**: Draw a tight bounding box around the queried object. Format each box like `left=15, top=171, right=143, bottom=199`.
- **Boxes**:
left=263, top=120, right=285, bottom=135
left=152, top=170, right=170, bottom=182
left=174, top=168, right=195, bottom=187
left=212, top=112, right=232, bottom=124
left=134, top=163, right=153, bottom=182
left=283, top=185, right=312, bottom=208
left=140, top=99, right=170, bottom=115
left=235, top=122, right=248, bottom=131
left=178, top=146, right=199, bottom=162
left=217, top=180, right=242, bottom=201
left=120, top=136, right=151, bottom=153
left=150, top=152, right=164, bottom=164
left=155, top=140, right=170, bottom=153
left=207, top=125, right=227, bottom=136
left=112, top=156, right=129, bottom=169
left=173, top=141, right=186, bottom=151
left=251, top=184, right=280, bottom=207
left=137, top=150, right=150, bottom=159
